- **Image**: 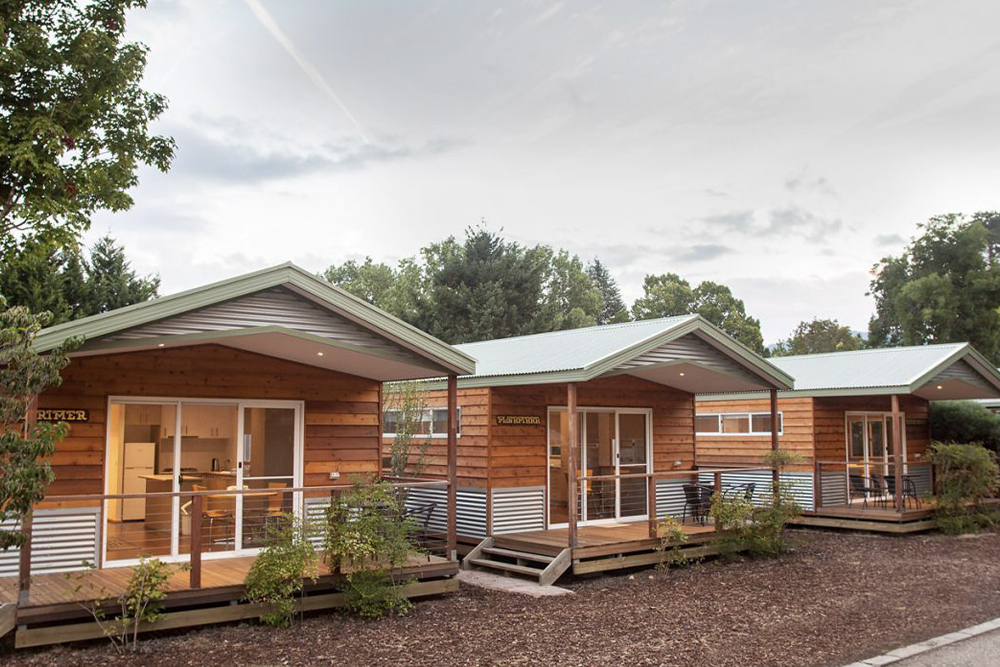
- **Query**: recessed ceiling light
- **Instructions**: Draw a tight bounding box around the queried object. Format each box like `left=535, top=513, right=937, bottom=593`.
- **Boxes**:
left=936, top=384, right=943, bottom=389
left=679, top=372, right=685, bottom=377
left=158, top=343, right=165, bottom=348
left=317, top=351, right=324, bottom=356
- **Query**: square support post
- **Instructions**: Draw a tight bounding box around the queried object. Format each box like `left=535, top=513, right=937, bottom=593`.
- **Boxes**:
left=770, top=388, right=780, bottom=492
left=447, top=375, right=459, bottom=560
left=189, top=494, right=203, bottom=589
left=567, top=382, right=579, bottom=548
left=891, top=394, right=904, bottom=513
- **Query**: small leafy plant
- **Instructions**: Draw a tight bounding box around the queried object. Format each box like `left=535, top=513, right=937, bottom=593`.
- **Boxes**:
left=243, top=513, right=320, bottom=627
left=656, top=515, right=696, bottom=569
left=67, top=557, right=185, bottom=654
left=930, top=441, right=1000, bottom=534
left=324, top=478, right=420, bottom=619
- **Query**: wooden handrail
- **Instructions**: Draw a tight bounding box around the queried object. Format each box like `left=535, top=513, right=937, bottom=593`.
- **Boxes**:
left=36, top=479, right=450, bottom=504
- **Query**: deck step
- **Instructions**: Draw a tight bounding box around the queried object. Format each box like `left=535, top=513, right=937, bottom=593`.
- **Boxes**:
left=468, top=558, right=545, bottom=577
left=482, top=547, right=554, bottom=564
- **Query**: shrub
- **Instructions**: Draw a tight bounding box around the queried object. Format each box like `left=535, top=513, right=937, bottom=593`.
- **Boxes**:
left=324, top=479, right=420, bottom=619
left=340, top=571, right=415, bottom=619
left=67, top=557, right=185, bottom=654
left=243, top=514, right=320, bottom=627
left=656, top=515, right=696, bottom=568
left=930, top=442, right=1000, bottom=534
left=930, top=401, right=1000, bottom=454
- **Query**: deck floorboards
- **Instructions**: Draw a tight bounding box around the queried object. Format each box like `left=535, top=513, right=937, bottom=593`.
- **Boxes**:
left=494, top=522, right=718, bottom=558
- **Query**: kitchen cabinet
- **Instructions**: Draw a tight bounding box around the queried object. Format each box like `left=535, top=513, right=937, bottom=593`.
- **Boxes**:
left=177, top=404, right=236, bottom=439
left=125, top=404, right=163, bottom=427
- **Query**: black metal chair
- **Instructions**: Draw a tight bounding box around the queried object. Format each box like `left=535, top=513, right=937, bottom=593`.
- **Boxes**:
left=884, top=474, right=922, bottom=509
left=849, top=473, right=879, bottom=509
left=724, top=482, right=756, bottom=503
left=868, top=473, right=889, bottom=509
left=682, top=484, right=711, bottom=525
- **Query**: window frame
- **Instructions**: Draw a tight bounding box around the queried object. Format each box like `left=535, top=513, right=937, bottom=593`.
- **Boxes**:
left=382, top=407, right=461, bottom=439
left=695, top=411, right=784, bottom=436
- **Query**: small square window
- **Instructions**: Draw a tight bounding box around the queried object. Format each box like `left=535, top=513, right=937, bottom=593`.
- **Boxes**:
left=722, top=414, right=750, bottom=433
left=695, top=415, right=720, bottom=433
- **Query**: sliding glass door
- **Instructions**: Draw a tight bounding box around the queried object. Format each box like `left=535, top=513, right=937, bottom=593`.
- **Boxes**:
left=846, top=412, right=905, bottom=500
left=547, top=408, right=652, bottom=526
left=105, top=398, right=302, bottom=564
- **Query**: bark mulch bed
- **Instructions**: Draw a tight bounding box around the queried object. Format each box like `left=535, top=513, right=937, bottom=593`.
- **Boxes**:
left=5, top=528, right=1000, bottom=666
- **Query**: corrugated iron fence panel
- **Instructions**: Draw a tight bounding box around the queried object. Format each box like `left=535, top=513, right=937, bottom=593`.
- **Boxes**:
left=491, top=486, right=544, bottom=535
left=0, top=507, right=101, bottom=576
left=698, top=470, right=816, bottom=511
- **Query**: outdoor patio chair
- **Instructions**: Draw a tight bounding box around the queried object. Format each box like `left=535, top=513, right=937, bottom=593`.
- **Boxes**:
left=402, top=501, right=438, bottom=556
left=724, top=482, right=756, bottom=503
left=884, top=474, right=922, bottom=509
left=848, top=474, right=878, bottom=509
left=868, top=473, right=889, bottom=509
left=682, top=484, right=711, bottom=525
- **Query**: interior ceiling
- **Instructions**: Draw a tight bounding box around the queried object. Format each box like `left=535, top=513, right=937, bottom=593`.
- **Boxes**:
left=912, top=378, right=1000, bottom=401
left=75, top=331, right=447, bottom=382
left=619, top=362, right=771, bottom=394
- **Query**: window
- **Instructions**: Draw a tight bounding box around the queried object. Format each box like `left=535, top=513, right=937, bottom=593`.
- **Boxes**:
left=382, top=407, right=461, bottom=438
left=696, top=411, right=782, bottom=435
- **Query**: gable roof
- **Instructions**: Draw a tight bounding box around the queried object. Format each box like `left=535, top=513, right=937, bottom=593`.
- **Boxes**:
left=451, top=315, right=793, bottom=392
left=34, top=263, right=475, bottom=381
left=702, top=343, right=1000, bottom=400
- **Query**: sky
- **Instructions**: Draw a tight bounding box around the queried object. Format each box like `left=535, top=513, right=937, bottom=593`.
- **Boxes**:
left=89, top=0, right=1000, bottom=344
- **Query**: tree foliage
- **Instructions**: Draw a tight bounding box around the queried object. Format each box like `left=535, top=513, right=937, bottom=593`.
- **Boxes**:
left=930, top=401, right=1000, bottom=454
left=1, top=0, right=174, bottom=254
left=868, top=212, right=1000, bottom=363
left=586, top=258, right=629, bottom=325
left=772, top=318, right=864, bottom=356
left=0, top=298, right=75, bottom=549
left=0, top=234, right=158, bottom=324
left=631, top=274, right=765, bottom=352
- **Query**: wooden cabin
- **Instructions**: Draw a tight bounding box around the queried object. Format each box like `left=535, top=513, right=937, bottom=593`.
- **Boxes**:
left=1, top=263, right=474, bottom=646
left=694, top=343, right=1000, bottom=531
left=381, top=315, right=793, bottom=583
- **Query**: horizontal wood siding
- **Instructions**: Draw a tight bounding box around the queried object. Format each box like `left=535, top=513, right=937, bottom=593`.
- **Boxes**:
left=379, top=386, right=489, bottom=488
left=694, top=397, right=814, bottom=471
left=490, top=376, right=696, bottom=489
left=813, top=394, right=931, bottom=465
left=37, top=344, right=382, bottom=505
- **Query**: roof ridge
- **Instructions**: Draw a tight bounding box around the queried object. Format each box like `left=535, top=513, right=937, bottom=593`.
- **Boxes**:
left=455, top=314, right=697, bottom=348
left=773, top=342, right=967, bottom=362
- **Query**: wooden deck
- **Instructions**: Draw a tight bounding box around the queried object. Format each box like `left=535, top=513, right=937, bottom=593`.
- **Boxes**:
left=495, top=521, right=718, bottom=559
left=1, top=553, right=459, bottom=648
left=796, top=498, right=1000, bottom=533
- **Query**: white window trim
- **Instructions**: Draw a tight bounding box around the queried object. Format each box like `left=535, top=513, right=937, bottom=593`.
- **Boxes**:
left=382, top=407, right=461, bottom=439
left=695, top=411, right=784, bottom=436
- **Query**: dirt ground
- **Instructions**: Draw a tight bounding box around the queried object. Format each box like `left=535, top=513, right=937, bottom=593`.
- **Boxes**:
left=5, top=528, right=1000, bottom=667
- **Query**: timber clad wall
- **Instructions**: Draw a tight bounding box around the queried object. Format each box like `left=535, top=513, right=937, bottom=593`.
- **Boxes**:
left=39, top=344, right=382, bottom=505
left=695, top=397, right=814, bottom=471
left=694, top=394, right=932, bottom=472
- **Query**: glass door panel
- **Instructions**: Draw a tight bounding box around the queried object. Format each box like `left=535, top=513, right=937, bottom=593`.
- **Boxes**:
left=180, top=403, right=239, bottom=554
left=548, top=410, right=571, bottom=525
left=106, top=402, right=176, bottom=562
left=617, top=413, right=649, bottom=519
left=241, top=407, right=296, bottom=548
left=584, top=412, right=616, bottom=521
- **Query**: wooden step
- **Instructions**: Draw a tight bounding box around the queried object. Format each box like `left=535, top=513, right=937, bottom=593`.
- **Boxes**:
left=482, top=547, right=554, bottom=564
left=468, top=558, right=545, bottom=577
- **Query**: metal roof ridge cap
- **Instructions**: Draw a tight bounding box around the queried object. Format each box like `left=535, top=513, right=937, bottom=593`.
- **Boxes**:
left=454, top=314, right=694, bottom=351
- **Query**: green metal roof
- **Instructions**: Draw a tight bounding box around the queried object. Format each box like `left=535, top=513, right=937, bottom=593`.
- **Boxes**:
left=34, top=262, right=476, bottom=377
left=451, top=315, right=793, bottom=390
left=701, top=343, right=1000, bottom=399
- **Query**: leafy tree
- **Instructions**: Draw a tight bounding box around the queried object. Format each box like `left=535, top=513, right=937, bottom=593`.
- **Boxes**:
left=322, top=258, right=396, bottom=308
left=868, top=213, right=1000, bottom=363
left=586, top=259, right=630, bottom=325
left=0, top=235, right=157, bottom=323
left=0, top=298, right=75, bottom=549
left=632, top=274, right=765, bottom=353
left=930, top=401, right=1000, bottom=454
left=772, top=318, right=864, bottom=356
left=79, top=236, right=159, bottom=315
left=1, top=0, right=174, bottom=255
left=543, top=250, right=602, bottom=331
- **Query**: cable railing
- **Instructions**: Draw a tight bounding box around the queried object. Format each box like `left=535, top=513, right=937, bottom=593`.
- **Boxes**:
left=10, top=476, right=453, bottom=601
left=814, top=458, right=934, bottom=511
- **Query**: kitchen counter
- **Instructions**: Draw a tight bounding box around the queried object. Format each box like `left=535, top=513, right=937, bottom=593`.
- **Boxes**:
left=139, top=474, right=203, bottom=482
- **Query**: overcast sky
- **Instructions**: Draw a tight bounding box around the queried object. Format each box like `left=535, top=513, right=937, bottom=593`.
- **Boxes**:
left=90, top=0, right=1000, bottom=343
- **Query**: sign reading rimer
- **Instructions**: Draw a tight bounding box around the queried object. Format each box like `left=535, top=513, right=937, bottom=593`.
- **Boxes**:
left=36, top=409, right=89, bottom=422
left=495, top=415, right=542, bottom=426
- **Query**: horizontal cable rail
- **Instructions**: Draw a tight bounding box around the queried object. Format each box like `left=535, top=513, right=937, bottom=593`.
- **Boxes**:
left=578, top=465, right=775, bottom=482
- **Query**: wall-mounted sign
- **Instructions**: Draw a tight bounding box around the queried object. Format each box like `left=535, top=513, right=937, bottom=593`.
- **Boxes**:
left=495, top=415, right=542, bottom=426
left=36, top=409, right=89, bottom=423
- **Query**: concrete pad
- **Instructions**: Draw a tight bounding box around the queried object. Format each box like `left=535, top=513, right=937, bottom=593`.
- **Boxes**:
left=457, top=570, right=574, bottom=597
left=861, top=655, right=900, bottom=665
left=845, top=616, right=1000, bottom=667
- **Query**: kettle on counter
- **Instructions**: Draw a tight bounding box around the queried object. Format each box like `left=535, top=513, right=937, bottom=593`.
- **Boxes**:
left=211, top=458, right=219, bottom=472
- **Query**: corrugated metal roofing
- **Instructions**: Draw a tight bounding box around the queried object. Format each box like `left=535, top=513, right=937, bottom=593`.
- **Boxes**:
left=454, top=315, right=698, bottom=377
left=766, top=343, right=969, bottom=391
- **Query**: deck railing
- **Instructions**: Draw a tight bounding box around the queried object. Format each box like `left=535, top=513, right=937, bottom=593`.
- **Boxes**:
left=9, top=476, right=453, bottom=604
left=574, top=466, right=777, bottom=545
left=814, top=457, right=934, bottom=512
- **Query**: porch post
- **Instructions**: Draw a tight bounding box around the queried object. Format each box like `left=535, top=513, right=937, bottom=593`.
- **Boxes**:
left=770, top=388, right=780, bottom=493
left=891, top=394, right=904, bottom=513
left=567, top=382, right=579, bottom=548
left=18, top=395, right=38, bottom=606
left=446, top=374, right=458, bottom=560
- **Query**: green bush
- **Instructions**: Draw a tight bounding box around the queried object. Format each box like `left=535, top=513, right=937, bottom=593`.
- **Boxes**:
left=656, top=515, right=696, bottom=568
left=930, top=401, right=1000, bottom=453
left=324, top=478, right=420, bottom=619
left=243, top=514, right=320, bottom=627
left=930, top=442, right=1000, bottom=534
